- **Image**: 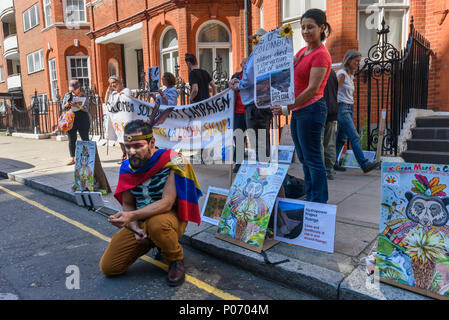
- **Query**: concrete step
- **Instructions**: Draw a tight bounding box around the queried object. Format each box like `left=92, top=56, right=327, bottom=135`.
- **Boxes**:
left=415, top=116, right=449, bottom=128
left=406, top=139, right=449, bottom=152
left=401, top=150, right=449, bottom=165
left=411, top=127, right=449, bottom=140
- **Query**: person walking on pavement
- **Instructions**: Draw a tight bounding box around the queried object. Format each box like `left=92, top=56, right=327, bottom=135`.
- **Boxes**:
left=322, top=68, right=338, bottom=180
left=271, top=9, right=332, bottom=204
left=231, top=57, right=248, bottom=173
left=334, top=50, right=380, bottom=173
left=230, top=28, right=273, bottom=163
left=62, top=80, right=90, bottom=166
left=104, top=75, right=132, bottom=163
left=185, top=53, right=217, bottom=103
left=100, top=119, right=203, bottom=287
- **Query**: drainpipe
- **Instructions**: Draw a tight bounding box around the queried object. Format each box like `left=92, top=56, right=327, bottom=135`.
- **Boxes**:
left=245, top=0, right=249, bottom=56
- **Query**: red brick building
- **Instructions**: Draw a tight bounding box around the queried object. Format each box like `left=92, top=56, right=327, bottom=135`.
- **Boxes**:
left=86, top=0, right=448, bottom=111
left=0, top=0, right=92, bottom=110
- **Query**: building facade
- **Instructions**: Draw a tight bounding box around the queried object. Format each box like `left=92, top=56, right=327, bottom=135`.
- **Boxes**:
left=0, top=0, right=92, bottom=111
left=85, top=0, right=448, bottom=110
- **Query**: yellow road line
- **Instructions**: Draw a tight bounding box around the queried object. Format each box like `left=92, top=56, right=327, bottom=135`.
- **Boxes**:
left=0, top=184, right=240, bottom=300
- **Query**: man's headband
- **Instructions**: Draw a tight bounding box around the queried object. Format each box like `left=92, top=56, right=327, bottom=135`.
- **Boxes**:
left=124, top=133, right=153, bottom=142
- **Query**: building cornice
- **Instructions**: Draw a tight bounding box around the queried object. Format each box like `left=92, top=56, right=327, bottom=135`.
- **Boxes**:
left=86, top=0, right=178, bottom=40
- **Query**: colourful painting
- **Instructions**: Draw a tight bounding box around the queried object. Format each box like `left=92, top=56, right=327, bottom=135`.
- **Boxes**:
left=377, top=162, right=449, bottom=299
left=74, top=141, right=96, bottom=192
left=338, top=150, right=376, bottom=168
left=216, top=161, right=289, bottom=250
left=200, top=187, right=229, bottom=226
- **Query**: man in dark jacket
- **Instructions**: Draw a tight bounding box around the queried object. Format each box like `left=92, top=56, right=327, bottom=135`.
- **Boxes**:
left=322, top=68, right=338, bottom=180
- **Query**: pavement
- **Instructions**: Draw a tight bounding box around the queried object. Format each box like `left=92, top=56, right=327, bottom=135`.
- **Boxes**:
left=0, top=133, right=433, bottom=300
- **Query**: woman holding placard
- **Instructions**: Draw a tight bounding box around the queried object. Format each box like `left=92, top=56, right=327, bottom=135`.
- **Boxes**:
left=272, top=8, right=332, bottom=204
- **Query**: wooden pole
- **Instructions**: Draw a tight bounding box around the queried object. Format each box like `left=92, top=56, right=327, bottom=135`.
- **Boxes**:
left=376, top=109, right=386, bottom=162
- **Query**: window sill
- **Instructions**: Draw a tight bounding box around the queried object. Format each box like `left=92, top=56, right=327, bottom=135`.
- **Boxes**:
left=27, top=69, right=45, bottom=75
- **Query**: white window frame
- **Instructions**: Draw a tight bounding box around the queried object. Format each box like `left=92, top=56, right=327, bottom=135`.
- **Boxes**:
left=281, top=0, right=327, bottom=53
left=357, top=0, right=410, bottom=56
left=160, top=26, right=179, bottom=76
left=0, top=66, right=4, bottom=83
left=48, top=58, right=58, bottom=101
left=260, top=3, right=264, bottom=29
left=66, top=55, right=91, bottom=89
left=23, top=3, right=41, bottom=32
left=43, top=0, right=52, bottom=27
left=27, top=49, right=45, bottom=74
left=63, top=0, right=87, bottom=24
left=31, top=94, right=48, bottom=114
left=196, top=20, right=232, bottom=78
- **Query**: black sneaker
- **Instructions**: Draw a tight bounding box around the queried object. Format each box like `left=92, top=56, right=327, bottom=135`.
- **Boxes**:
left=362, top=161, right=381, bottom=173
left=334, top=163, right=346, bottom=172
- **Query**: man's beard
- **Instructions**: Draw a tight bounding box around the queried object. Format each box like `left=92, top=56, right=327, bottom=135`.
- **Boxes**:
left=128, top=154, right=148, bottom=169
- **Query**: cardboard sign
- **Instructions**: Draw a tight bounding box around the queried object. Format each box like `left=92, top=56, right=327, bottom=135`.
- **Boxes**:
left=271, top=145, right=295, bottom=164
left=216, top=161, right=289, bottom=252
left=74, top=141, right=96, bottom=192
left=253, top=26, right=295, bottom=108
left=200, top=186, right=229, bottom=226
left=274, top=198, right=337, bottom=253
left=377, top=162, right=449, bottom=299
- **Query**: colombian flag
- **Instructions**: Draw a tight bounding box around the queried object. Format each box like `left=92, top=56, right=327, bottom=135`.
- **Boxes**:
left=114, top=149, right=203, bottom=225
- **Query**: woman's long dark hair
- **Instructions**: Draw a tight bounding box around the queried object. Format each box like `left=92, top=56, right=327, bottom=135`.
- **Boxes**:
left=301, top=8, right=332, bottom=42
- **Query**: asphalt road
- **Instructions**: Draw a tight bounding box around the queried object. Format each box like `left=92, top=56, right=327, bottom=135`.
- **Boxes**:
left=0, top=178, right=319, bottom=301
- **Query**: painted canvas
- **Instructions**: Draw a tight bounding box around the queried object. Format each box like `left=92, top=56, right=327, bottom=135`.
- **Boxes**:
left=376, top=162, right=449, bottom=299
left=200, top=187, right=229, bottom=226
left=216, top=161, right=289, bottom=250
left=338, top=150, right=376, bottom=168
left=74, top=141, right=96, bottom=192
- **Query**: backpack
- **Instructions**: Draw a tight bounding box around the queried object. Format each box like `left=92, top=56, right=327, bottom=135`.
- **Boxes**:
left=282, top=174, right=306, bottom=199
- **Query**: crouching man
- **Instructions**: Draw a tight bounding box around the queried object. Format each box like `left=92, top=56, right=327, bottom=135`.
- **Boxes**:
left=99, top=119, right=202, bottom=286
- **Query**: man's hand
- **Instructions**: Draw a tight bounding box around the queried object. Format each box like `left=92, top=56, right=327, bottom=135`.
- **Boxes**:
left=129, top=221, right=149, bottom=245
left=108, top=211, right=133, bottom=228
left=270, top=105, right=283, bottom=116
left=229, top=78, right=239, bottom=91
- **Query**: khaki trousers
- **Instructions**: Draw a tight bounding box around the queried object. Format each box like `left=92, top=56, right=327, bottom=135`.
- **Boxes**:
left=99, top=211, right=187, bottom=276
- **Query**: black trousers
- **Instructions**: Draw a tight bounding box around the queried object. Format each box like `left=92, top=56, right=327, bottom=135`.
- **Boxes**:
left=244, top=103, right=272, bottom=161
left=68, top=111, right=90, bottom=157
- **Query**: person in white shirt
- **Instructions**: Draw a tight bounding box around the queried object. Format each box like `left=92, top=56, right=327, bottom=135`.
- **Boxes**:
left=334, top=50, right=380, bottom=174
left=104, top=75, right=132, bottom=163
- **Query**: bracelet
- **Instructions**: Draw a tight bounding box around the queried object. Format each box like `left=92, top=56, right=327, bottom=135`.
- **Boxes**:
left=281, top=106, right=289, bottom=116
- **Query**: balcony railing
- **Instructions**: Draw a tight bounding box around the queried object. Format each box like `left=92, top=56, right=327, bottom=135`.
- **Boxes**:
left=0, top=0, right=14, bottom=23
left=3, top=34, right=18, bottom=60
left=7, top=74, right=21, bottom=91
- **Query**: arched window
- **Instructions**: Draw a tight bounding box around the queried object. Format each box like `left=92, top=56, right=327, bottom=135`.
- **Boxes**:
left=196, top=21, right=232, bottom=78
left=160, top=27, right=179, bottom=76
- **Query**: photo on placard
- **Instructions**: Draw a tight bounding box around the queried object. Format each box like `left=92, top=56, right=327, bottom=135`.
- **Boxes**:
left=148, top=66, right=160, bottom=93
left=200, top=187, right=229, bottom=226
left=338, top=149, right=376, bottom=168
left=255, top=73, right=271, bottom=107
left=270, top=69, right=290, bottom=93
left=271, top=145, right=295, bottom=163
left=275, top=198, right=304, bottom=240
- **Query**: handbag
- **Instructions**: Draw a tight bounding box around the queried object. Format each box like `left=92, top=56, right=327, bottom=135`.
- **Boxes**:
left=58, top=109, right=75, bottom=131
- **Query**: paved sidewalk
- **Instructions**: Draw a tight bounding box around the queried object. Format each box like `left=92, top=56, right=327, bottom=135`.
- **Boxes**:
left=0, top=134, right=431, bottom=300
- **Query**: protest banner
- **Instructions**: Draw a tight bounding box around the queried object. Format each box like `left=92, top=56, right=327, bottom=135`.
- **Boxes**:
left=377, top=162, right=449, bottom=299
left=274, top=198, right=337, bottom=253
left=253, top=26, right=295, bottom=108
left=216, top=161, right=289, bottom=252
left=105, top=90, right=234, bottom=157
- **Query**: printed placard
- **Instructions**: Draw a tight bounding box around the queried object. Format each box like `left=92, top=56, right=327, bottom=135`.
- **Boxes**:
left=338, top=149, right=376, bottom=168
left=271, top=145, right=295, bottom=163
left=377, top=162, right=449, bottom=299
left=200, top=186, right=229, bottom=226
left=253, top=26, right=295, bottom=108
left=74, top=141, right=96, bottom=192
left=148, top=66, right=160, bottom=93
left=274, top=198, right=337, bottom=253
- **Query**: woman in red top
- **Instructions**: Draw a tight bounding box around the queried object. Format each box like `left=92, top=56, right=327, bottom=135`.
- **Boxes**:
left=272, top=9, right=332, bottom=203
